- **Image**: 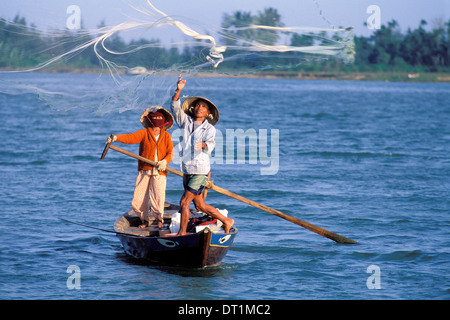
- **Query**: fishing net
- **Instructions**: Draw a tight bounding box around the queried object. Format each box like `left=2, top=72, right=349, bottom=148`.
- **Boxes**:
left=0, top=0, right=355, bottom=114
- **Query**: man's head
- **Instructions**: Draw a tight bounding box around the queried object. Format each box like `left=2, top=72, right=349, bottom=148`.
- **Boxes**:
left=140, top=106, right=174, bottom=130
left=181, top=96, right=220, bottom=126
left=192, top=99, right=211, bottom=119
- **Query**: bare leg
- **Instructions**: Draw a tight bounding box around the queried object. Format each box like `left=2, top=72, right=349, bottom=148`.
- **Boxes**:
left=192, top=195, right=235, bottom=233
left=177, top=190, right=196, bottom=236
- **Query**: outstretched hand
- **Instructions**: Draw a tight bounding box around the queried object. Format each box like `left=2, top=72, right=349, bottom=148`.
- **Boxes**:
left=177, top=75, right=186, bottom=91
left=173, top=75, right=186, bottom=101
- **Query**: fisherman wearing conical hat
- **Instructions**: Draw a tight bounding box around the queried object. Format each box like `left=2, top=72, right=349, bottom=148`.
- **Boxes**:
left=171, top=75, right=234, bottom=235
left=107, top=107, right=174, bottom=229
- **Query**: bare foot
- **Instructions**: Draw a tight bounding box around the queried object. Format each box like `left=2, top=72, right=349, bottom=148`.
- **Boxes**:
left=223, top=218, right=235, bottom=233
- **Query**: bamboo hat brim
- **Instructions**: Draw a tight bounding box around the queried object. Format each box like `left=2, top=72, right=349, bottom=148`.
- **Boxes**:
left=140, top=106, right=174, bottom=130
left=181, top=96, right=220, bottom=126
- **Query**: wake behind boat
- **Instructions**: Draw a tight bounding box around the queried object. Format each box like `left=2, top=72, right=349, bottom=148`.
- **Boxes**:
left=114, top=202, right=238, bottom=268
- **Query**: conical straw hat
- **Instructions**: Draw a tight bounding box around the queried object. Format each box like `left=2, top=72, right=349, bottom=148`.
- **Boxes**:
left=140, top=106, right=174, bottom=130
left=181, top=96, right=220, bottom=126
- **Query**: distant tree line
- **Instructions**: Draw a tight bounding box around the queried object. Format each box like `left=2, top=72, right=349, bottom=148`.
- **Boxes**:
left=1, top=10, right=449, bottom=73
left=354, top=19, right=450, bottom=72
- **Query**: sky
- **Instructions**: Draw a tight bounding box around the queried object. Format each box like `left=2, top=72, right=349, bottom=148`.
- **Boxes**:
left=1, top=0, right=449, bottom=41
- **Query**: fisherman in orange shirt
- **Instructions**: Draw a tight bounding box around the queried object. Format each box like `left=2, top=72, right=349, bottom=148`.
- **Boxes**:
left=107, top=107, right=174, bottom=228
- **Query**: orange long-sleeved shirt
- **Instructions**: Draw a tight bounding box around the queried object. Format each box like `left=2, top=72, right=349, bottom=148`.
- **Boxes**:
left=116, top=128, right=174, bottom=175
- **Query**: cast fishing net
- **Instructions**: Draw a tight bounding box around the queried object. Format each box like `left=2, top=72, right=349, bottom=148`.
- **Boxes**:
left=0, top=0, right=355, bottom=114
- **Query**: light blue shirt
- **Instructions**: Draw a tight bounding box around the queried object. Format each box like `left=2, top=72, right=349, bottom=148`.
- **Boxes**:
left=171, top=99, right=216, bottom=174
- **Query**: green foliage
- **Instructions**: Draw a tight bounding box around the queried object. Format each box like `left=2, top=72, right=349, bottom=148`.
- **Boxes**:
left=356, top=19, right=450, bottom=72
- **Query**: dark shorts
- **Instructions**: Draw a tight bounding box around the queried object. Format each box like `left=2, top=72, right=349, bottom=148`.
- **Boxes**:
left=183, top=174, right=208, bottom=195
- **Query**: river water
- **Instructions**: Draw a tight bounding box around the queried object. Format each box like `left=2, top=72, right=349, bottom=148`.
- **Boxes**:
left=0, top=72, right=448, bottom=300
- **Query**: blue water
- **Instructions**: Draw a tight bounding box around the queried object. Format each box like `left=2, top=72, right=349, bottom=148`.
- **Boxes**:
left=0, top=73, right=449, bottom=300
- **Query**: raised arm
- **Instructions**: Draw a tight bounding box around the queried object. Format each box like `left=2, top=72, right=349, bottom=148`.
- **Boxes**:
left=171, top=75, right=188, bottom=127
left=172, top=75, right=186, bottom=101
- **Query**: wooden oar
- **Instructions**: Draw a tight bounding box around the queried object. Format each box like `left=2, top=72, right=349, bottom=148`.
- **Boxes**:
left=202, top=172, right=212, bottom=200
left=205, top=182, right=357, bottom=244
left=101, top=143, right=357, bottom=244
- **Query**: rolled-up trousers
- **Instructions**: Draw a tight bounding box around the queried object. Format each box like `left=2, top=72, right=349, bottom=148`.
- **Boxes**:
left=130, top=171, right=167, bottom=225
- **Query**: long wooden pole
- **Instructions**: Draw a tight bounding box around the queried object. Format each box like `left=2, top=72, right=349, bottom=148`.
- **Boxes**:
left=103, top=143, right=357, bottom=244
left=206, top=183, right=357, bottom=244
left=108, top=144, right=183, bottom=177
